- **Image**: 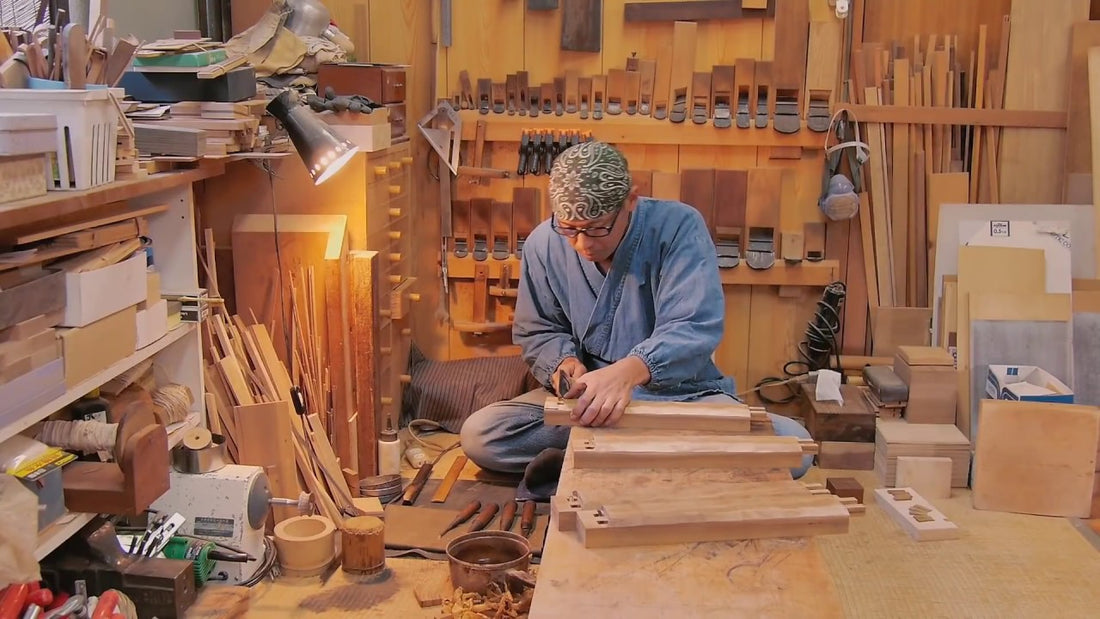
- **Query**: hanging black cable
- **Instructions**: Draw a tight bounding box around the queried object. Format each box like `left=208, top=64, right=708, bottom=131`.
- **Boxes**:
left=753, top=281, right=847, bottom=405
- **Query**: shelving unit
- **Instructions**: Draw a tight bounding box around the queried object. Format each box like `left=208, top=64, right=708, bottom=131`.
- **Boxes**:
left=1, top=168, right=217, bottom=561
left=0, top=324, right=196, bottom=444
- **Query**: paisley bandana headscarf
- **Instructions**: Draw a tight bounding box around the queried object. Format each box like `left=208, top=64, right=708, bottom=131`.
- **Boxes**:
left=548, top=141, right=632, bottom=221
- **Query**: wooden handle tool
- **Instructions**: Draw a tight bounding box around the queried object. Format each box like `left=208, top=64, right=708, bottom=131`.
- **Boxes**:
left=499, top=500, right=518, bottom=531
left=520, top=500, right=537, bottom=538
left=439, top=499, right=482, bottom=537
left=401, top=461, right=434, bottom=505
left=468, top=502, right=500, bottom=532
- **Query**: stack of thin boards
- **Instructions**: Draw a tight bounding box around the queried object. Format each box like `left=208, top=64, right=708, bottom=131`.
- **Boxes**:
left=545, top=397, right=861, bottom=548
left=874, top=419, right=971, bottom=488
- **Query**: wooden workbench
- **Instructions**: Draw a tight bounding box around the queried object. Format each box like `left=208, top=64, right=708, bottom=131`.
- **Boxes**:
left=529, top=426, right=843, bottom=618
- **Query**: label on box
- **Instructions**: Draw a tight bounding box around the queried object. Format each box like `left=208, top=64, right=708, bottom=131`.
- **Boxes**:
left=8, top=447, right=75, bottom=480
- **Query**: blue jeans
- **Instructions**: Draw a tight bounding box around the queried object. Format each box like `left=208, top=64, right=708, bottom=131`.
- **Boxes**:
left=460, top=389, right=814, bottom=478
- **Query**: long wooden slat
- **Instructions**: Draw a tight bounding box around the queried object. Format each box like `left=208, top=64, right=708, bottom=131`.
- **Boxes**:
left=837, top=104, right=1065, bottom=128
left=573, top=433, right=814, bottom=469
left=576, top=499, right=849, bottom=548
left=1090, top=46, right=1100, bottom=277
left=623, top=0, right=775, bottom=22
left=544, top=397, right=754, bottom=432
left=891, top=58, right=910, bottom=305
left=864, top=88, right=895, bottom=307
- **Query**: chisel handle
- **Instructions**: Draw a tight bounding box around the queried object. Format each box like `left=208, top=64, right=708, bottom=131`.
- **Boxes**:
left=468, top=502, right=500, bottom=532
left=499, top=500, right=518, bottom=531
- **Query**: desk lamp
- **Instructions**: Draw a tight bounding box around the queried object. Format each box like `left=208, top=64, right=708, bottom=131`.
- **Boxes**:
left=266, top=89, right=360, bottom=185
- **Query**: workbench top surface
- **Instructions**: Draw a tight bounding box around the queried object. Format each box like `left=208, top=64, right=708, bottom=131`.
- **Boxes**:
left=529, top=426, right=844, bottom=619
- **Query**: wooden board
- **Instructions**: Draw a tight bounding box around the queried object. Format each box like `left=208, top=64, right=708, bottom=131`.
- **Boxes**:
left=972, top=400, right=1099, bottom=518
left=1073, top=291, right=1100, bottom=407
left=1063, top=22, right=1100, bottom=184
left=817, top=441, right=875, bottom=470
left=573, top=431, right=812, bottom=469
left=955, top=246, right=1047, bottom=440
left=529, top=427, right=843, bottom=617
left=871, top=307, right=931, bottom=358
left=544, top=396, right=754, bottom=432
left=576, top=494, right=850, bottom=548
left=560, top=0, right=602, bottom=52
left=998, top=0, right=1088, bottom=203
left=873, top=487, right=959, bottom=541
left=895, top=456, right=952, bottom=499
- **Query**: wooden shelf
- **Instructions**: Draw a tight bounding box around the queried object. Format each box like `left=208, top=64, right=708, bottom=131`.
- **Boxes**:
left=0, top=323, right=197, bottom=445
left=32, top=412, right=197, bottom=560
left=35, top=512, right=95, bottom=560
left=457, top=110, right=826, bottom=147
left=444, top=254, right=839, bottom=287
left=0, top=162, right=224, bottom=235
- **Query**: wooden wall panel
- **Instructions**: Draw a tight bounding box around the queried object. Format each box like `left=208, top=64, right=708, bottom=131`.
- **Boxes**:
left=525, top=6, right=604, bottom=84
left=447, top=0, right=525, bottom=88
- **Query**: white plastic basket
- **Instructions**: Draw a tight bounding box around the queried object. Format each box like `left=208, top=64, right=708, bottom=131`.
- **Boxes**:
left=0, top=88, right=121, bottom=190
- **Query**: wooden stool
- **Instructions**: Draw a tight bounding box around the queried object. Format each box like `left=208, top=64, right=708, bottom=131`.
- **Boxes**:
left=342, top=516, right=385, bottom=575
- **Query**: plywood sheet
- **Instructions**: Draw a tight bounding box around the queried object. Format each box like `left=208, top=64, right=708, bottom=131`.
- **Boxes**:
left=973, top=399, right=1100, bottom=518
left=1063, top=22, right=1100, bottom=178
left=1073, top=291, right=1100, bottom=406
left=954, top=246, right=1047, bottom=440
left=930, top=204, right=1096, bottom=339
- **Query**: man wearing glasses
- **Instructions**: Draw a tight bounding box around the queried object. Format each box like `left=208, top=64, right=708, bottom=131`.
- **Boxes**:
left=460, top=141, right=812, bottom=493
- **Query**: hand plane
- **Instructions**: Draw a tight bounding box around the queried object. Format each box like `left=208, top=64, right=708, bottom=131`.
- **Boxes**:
left=556, top=372, right=573, bottom=404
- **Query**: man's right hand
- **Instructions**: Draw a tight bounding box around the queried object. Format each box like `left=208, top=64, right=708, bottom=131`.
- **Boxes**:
left=554, top=357, right=587, bottom=398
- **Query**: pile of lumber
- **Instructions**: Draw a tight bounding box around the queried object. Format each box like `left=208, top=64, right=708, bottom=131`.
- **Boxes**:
left=133, top=100, right=278, bottom=158
left=841, top=4, right=1084, bottom=361
left=545, top=398, right=860, bottom=548
left=198, top=231, right=360, bottom=526
left=874, top=419, right=970, bottom=488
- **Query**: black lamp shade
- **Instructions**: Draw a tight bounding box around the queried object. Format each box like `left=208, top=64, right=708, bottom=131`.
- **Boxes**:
left=267, top=90, right=360, bottom=185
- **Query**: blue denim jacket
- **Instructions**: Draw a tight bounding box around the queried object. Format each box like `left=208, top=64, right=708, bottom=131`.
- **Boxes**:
left=512, top=197, right=736, bottom=401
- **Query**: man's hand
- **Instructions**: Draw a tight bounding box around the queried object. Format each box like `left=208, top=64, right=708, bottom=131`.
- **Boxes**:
left=554, top=357, right=588, bottom=398
left=570, top=356, right=651, bottom=427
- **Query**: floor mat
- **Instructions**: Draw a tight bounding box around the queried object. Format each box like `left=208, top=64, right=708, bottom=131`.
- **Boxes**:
left=806, top=469, right=1100, bottom=618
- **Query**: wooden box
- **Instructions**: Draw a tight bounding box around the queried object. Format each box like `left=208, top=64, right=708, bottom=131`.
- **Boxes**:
left=317, top=63, right=407, bottom=104
left=385, top=102, right=407, bottom=139
left=800, top=382, right=876, bottom=442
left=894, top=346, right=957, bottom=425
left=58, top=306, right=137, bottom=388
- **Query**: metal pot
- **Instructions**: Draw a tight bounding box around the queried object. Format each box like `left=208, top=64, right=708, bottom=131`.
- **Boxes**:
left=445, top=530, right=535, bottom=595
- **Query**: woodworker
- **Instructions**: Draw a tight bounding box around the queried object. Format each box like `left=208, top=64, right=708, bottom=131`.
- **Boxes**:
left=460, top=141, right=814, bottom=484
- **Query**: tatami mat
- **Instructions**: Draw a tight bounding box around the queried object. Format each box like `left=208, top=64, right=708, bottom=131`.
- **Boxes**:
left=805, top=469, right=1100, bottom=618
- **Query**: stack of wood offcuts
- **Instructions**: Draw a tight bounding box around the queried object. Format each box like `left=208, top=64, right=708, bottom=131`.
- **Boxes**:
left=131, top=99, right=282, bottom=161
left=545, top=399, right=862, bottom=548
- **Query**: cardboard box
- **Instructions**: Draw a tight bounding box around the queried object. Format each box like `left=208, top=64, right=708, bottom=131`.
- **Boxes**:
left=58, top=306, right=136, bottom=388
left=894, top=346, right=957, bottom=425
left=985, top=365, right=1074, bottom=404
left=61, top=253, right=147, bottom=327
left=4, top=443, right=75, bottom=531
left=135, top=299, right=169, bottom=349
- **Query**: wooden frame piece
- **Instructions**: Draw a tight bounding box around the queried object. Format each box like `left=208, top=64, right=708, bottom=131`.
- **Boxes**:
left=544, top=396, right=757, bottom=432
left=573, top=432, right=816, bottom=470
left=873, top=487, right=959, bottom=541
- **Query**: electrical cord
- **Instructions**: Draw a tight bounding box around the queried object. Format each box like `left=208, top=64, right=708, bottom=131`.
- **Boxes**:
left=752, top=281, right=847, bottom=405
left=240, top=537, right=278, bottom=586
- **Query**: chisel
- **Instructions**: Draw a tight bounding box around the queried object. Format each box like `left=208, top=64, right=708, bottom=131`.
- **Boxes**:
left=499, top=500, right=518, bottom=531
left=439, top=500, right=481, bottom=537
left=468, top=502, right=500, bottom=532
left=520, top=500, right=537, bottom=538
left=401, top=461, right=434, bottom=505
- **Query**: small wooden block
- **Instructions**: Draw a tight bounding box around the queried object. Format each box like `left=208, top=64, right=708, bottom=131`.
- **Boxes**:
left=825, top=477, right=864, bottom=503
left=413, top=572, right=452, bottom=608
left=895, top=456, right=952, bottom=499
left=800, top=383, right=876, bottom=442
left=874, top=487, right=959, bottom=541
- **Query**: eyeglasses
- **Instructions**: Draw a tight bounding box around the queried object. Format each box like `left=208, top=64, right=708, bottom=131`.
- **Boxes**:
left=551, top=208, right=621, bottom=238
